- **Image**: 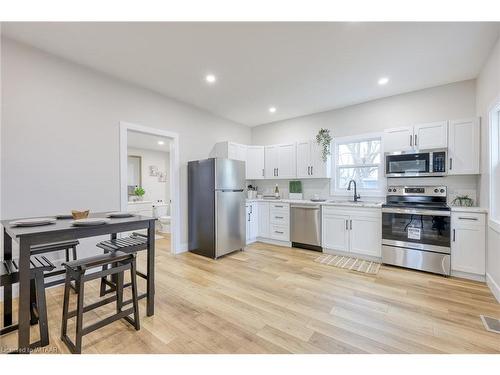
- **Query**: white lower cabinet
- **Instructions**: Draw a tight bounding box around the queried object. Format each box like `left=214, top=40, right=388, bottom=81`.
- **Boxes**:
left=245, top=202, right=258, bottom=244
left=257, top=201, right=270, bottom=238
left=322, top=206, right=381, bottom=258
left=322, top=213, right=350, bottom=252
left=451, top=212, right=486, bottom=278
left=253, top=201, right=291, bottom=244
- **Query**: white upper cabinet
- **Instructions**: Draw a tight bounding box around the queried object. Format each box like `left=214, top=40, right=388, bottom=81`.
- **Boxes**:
left=296, top=140, right=331, bottom=179
left=227, top=142, right=247, bottom=161
left=448, top=118, right=480, bottom=175
left=264, top=145, right=279, bottom=178
left=296, top=141, right=311, bottom=178
left=246, top=146, right=265, bottom=180
left=383, top=127, right=414, bottom=153
left=383, top=122, right=448, bottom=153
left=413, top=121, right=448, bottom=150
left=310, top=140, right=331, bottom=178
left=265, top=143, right=297, bottom=179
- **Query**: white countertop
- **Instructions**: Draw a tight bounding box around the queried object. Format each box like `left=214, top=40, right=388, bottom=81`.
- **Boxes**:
left=450, top=206, right=488, bottom=214
left=127, top=200, right=153, bottom=205
left=246, top=198, right=383, bottom=208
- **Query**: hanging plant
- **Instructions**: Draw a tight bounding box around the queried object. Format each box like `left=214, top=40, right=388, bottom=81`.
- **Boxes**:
left=316, top=128, right=333, bottom=162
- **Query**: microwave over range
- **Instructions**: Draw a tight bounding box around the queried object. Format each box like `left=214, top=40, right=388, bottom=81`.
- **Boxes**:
left=385, top=149, right=447, bottom=178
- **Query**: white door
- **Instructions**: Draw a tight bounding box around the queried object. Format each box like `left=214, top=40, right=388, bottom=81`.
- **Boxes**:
left=413, top=121, right=448, bottom=150
left=310, top=140, right=331, bottom=178
left=264, top=145, right=279, bottom=179
left=383, top=127, right=414, bottom=153
left=322, top=214, right=350, bottom=252
left=349, top=216, right=381, bottom=257
left=276, top=143, right=297, bottom=178
left=257, top=201, right=270, bottom=238
left=296, top=141, right=311, bottom=178
left=448, top=118, right=480, bottom=175
left=451, top=220, right=485, bottom=275
left=246, top=146, right=265, bottom=179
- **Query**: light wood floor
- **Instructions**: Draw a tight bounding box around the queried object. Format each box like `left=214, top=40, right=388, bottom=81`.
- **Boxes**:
left=2, top=236, right=500, bottom=354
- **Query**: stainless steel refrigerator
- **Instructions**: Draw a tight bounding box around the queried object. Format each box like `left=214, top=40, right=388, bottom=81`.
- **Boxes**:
left=188, top=158, right=246, bottom=259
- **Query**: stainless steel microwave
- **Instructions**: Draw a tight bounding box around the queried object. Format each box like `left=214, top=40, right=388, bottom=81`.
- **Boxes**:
left=385, top=149, right=447, bottom=177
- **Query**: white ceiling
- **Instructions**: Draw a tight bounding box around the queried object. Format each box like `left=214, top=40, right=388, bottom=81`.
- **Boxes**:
left=127, top=131, right=170, bottom=152
left=3, top=22, right=500, bottom=126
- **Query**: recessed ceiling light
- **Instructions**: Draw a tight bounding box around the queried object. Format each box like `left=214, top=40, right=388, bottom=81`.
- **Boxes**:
left=269, top=107, right=277, bottom=113
left=378, top=77, right=389, bottom=85
left=157, top=141, right=165, bottom=145
left=205, top=74, right=217, bottom=84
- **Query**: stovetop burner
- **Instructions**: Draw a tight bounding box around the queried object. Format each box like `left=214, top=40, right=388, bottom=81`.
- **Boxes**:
left=384, top=185, right=449, bottom=211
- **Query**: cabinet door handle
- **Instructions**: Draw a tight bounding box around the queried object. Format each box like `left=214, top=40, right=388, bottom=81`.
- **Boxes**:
left=262, top=169, right=265, bottom=177
left=277, top=168, right=279, bottom=176
left=449, top=158, right=453, bottom=170
left=410, top=135, right=413, bottom=147
left=248, top=213, right=251, bottom=222
left=350, top=219, right=352, bottom=230
left=414, top=134, right=418, bottom=147
left=250, top=205, right=252, bottom=214
left=453, top=228, right=456, bottom=242
left=275, top=231, right=284, bottom=234
left=275, top=216, right=284, bottom=219
left=311, top=166, right=313, bottom=175
left=458, top=217, right=478, bottom=221
left=307, top=166, right=310, bottom=175
left=274, top=205, right=284, bottom=208
left=345, top=220, right=348, bottom=230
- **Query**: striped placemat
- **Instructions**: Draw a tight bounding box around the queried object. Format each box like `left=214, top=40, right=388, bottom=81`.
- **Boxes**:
left=314, top=254, right=381, bottom=275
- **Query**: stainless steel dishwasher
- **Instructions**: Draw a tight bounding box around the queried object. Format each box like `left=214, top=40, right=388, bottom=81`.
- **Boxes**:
left=290, top=204, right=322, bottom=251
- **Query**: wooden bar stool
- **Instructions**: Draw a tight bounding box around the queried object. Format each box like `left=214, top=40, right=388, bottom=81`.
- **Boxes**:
left=30, top=240, right=79, bottom=289
left=60, top=251, right=140, bottom=354
left=97, top=233, right=148, bottom=298
left=0, top=256, right=55, bottom=350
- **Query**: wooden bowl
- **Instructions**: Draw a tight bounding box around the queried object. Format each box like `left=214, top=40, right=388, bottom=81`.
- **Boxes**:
left=71, top=210, right=89, bottom=220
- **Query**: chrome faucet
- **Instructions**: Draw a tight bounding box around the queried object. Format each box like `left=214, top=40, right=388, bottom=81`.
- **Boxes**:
left=347, top=180, right=361, bottom=202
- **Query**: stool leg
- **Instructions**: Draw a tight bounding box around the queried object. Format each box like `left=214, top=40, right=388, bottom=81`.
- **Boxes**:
left=99, top=264, right=108, bottom=297
left=130, top=258, right=140, bottom=331
left=30, top=279, right=39, bottom=325
left=75, top=276, right=85, bottom=354
left=34, top=271, right=50, bottom=347
left=60, top=272, right=72, bottom=340
left=115, top=270, right=123, bottom=314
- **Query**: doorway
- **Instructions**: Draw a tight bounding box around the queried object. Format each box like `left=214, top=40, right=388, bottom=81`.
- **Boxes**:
left=119, top=121, right=180, bottom=254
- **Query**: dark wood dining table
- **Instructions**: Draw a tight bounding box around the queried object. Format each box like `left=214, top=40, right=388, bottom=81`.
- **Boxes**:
left=1, top=212, right=156, bottom=353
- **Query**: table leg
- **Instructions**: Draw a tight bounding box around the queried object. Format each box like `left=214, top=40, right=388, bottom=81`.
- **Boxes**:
left=146, top=220, right=155, bottom=316
left=17, top=237, right=31, bottom=353
left=3, top=228, right=12, bottom=327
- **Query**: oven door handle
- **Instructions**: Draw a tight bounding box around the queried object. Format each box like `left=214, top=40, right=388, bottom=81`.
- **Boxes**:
left=382, top=207, right=450, bottom=217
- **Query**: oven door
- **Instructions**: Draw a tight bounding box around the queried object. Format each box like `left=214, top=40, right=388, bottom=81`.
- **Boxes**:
left=385, top=152, right=430, bottom=177
left=381, top=207, right=451, bottom=253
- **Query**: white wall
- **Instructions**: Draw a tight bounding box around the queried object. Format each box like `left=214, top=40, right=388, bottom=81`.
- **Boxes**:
left=476, top=36, right=500, bottom=302
left=1, top=38, right=251, bottom=255
left=252, top=80, right=479, bottom=201
left=127, top=147, right=170, bottom=204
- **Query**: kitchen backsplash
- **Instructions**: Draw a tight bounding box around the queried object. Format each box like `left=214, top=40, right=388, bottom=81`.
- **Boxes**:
left=248, top=175, right=479, bottom=205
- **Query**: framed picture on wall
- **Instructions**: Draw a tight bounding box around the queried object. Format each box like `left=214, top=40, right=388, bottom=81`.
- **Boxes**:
left=149, top=165, right=159, bottom=176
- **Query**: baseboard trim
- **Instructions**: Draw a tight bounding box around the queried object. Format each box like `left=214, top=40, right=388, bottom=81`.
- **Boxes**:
left=256, top=237, right=292, bottom=248
left=451, top=270, right=486, bottom=282
left=486, top=272, right=500, bottom=303
left=176, top=242, right=189, bottom=254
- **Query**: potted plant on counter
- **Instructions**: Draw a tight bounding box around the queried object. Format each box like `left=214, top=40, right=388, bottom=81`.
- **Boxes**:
left=134, top=186, right=146, bottom=201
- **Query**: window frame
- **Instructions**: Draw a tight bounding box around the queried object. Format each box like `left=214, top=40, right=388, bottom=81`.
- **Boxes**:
left=330, top=132, right=385, bottom=197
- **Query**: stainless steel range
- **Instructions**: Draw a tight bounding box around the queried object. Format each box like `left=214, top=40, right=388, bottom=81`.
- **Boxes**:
left=381, top=185, right=451, bottom=275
